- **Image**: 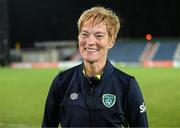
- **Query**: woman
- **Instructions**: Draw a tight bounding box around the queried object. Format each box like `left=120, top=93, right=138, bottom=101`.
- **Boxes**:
left=42, top=6, right=148, bottom=127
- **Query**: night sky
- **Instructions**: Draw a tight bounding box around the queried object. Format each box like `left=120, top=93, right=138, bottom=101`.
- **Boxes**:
left=9, top=0, right=180, bottom=48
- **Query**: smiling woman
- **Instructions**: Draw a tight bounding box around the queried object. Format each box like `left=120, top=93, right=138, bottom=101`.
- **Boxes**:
left=77, top=7, right=120, bottom=76
left=42, top=6, right=148, bottom=128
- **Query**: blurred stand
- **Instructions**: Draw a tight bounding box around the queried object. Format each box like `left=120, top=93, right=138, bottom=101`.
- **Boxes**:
left=10, top=40, right=81, bottom=68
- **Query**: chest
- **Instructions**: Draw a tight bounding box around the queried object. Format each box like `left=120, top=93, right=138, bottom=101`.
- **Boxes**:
left=59, top=78, right=127, bottom=127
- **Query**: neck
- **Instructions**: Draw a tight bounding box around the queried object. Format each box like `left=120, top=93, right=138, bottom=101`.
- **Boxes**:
left=83, top=60, right=106, bottom=77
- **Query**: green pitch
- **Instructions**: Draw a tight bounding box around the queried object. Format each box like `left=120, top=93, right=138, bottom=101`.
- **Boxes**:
left=0, top=66, right=180, bottom=127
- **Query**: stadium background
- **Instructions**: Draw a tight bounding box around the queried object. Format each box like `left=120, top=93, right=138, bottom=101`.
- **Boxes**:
left=0, top=0, right=180, bottom=127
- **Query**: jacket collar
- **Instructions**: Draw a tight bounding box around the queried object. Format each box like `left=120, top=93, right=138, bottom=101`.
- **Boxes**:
left=80, top=59, right=114, bottom=81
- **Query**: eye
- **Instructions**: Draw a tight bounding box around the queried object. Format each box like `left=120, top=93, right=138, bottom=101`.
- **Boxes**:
left=80, top=32, right=89, bottom=37
left=95, top=34, right=104, bottom=39
left=96, top=35, right=103, bottom=38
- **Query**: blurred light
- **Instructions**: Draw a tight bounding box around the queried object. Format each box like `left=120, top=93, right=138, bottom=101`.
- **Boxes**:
left=146, top=34, right=152, bottom=41
left=15, top=42, right=21, bottom=50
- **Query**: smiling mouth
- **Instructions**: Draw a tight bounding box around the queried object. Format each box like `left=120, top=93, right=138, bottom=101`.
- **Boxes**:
left=85, top=48, right=99, bottom=52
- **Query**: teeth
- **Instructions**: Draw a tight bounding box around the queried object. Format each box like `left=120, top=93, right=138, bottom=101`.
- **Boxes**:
left=86, top=48, right=97, bottom=52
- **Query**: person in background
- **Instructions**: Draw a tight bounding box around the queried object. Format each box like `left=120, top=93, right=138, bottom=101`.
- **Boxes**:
left=42, top=6, right=148, bottom=127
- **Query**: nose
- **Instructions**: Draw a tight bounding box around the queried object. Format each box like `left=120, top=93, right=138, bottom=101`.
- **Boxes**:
left=86, top=35, right=96, bottom=45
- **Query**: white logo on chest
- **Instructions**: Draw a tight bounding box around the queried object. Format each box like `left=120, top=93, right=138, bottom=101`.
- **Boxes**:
left=70, top=93, right=78, bottom=100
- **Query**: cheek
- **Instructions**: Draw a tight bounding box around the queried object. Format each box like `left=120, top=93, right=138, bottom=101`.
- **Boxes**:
left=98, top=42, right=109, bottom=50
left=79, top=41, right=84, bottom=48
left=78, top=41, right=85, bottom=53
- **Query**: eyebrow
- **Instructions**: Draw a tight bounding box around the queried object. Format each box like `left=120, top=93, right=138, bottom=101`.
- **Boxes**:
left=81, top=30, right=89, bottom=33
left=95, top=32, right=106, bottom=35
left=81, top=30, right=106, bottom=35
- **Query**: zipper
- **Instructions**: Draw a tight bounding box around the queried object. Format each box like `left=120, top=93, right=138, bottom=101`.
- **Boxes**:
left=89, top=87, right=94, bottom=127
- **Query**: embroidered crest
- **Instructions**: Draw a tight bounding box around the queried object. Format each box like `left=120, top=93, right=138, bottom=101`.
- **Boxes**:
left=102, top=94, right=116, bottom=108
left=70, top=93, right=78, bottom=100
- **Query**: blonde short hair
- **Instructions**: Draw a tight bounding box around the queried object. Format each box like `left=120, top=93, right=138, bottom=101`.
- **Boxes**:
left=77, top=6, right=120, bottom=40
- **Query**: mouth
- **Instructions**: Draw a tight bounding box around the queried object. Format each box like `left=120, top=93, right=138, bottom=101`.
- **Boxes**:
left=85, top=48, right=99, bottom=52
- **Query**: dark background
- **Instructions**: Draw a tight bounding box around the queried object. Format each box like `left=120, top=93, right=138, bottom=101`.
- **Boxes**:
left=8, top=0, right=180, bottom=48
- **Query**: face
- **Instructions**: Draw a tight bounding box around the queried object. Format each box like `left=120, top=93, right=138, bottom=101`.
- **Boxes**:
left=78, top=20, right=114, bottom=63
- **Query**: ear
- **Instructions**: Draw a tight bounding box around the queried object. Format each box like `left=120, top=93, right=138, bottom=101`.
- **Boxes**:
left=108, top=39, right=115, bottom=49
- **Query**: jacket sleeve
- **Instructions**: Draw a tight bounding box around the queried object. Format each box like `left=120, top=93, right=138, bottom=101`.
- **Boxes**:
left=42, top=75, right=60, bottom=128
left=126, top=78, right=148, bottom=127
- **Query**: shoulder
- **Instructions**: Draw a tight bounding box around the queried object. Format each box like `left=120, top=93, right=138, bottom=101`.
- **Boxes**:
left=52, top=64, right=82, bottom=87
left=113, top=67, right=142, bottom=93
left=113, top=67, right=135, bottom=84
left=56, top=64, right=81, bottom=80
left=112, top=67, right=140, bottom=91
left=58, top=64, right=81, bottom=77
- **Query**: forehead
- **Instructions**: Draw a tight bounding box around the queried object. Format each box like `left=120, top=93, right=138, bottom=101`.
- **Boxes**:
left=81, top=19, right=107, bottom=33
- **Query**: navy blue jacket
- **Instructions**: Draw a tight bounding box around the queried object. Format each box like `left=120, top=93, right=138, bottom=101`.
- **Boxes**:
left=42, top=61, right=148, bottom=127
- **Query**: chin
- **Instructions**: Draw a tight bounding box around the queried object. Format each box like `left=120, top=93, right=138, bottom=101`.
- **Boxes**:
left=85, top=58, right=99, bottom=63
